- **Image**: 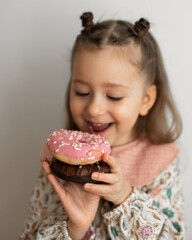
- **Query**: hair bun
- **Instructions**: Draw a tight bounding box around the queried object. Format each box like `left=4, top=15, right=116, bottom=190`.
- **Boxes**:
left=80, top=12, right=94, bottom=33
left=133, top=18, right=150, bottom=37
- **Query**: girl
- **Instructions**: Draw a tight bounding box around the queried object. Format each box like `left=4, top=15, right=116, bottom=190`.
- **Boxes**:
left=19, top=12, right=185, bottom=239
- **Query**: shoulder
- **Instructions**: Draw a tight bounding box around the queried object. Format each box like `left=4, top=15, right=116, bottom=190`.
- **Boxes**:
left=140, top=139, right=179, bottom=182
left=146, top=157, right=180, bottom=189
left=145, top=139, right=179, bottom=159
left=112, top=138, right=179, bottom=187
left=143, top=139, right=179, bottom=169
left=139, top=139, right=180, bottom=186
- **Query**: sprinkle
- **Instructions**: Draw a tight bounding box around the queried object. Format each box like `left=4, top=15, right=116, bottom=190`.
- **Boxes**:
left=53, top=141, right=57, bottom=144
left=69, top=136, right=73, bottom=140
left=59, top=144, right=65, bottom=148
left=55, top=149, right=59, bottom=152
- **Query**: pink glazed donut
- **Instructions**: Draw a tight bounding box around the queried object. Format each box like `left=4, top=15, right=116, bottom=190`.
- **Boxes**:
left=47, top=129, right=111, bottom=165
left=47, top=129, right=111, bottom=183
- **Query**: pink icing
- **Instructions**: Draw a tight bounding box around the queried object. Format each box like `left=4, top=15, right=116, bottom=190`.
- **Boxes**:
left=47, top=129, right=111, bottom=162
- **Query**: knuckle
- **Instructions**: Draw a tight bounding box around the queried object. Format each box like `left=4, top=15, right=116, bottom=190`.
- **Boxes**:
left=114, top=175, right=120, bottom=183
left=106, top=155, right=113, bottom=163
left=102, top=173, right=109, bottom=181
left=110, top=156, right=116, bottom=163
left=98, top=173, right=103, bottom=180
left=115, top=166, right=121, bottom=173
left=111, top=185, right=118, bottom=194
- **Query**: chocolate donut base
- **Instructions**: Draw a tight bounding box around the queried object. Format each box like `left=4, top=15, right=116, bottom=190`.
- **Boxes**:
left=50, top=157, right=110, bottom=184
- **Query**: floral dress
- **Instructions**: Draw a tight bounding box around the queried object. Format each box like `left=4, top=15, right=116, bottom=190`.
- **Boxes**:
left=19, top=139, right=185, bottom=239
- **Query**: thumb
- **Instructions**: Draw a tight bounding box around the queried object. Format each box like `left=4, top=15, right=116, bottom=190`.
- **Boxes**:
left=42, top=161, right=66, bottom=201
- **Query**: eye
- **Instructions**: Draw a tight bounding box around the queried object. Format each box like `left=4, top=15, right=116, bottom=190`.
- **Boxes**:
left=107, top=96, right=123, bottom=101
left=75, top=91, right=89, bottom=96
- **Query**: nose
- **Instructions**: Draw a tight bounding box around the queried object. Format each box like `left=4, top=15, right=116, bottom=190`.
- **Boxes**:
left=86, top=95, right=106, bottom=117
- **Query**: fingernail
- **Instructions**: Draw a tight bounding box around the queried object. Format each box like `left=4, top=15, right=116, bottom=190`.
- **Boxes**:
left=92, top=173, right=98, bottom=179
left=85, top=184, right=91, bottom=190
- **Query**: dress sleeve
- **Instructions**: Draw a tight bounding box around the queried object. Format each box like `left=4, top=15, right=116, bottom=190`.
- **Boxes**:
left=19, top=169, right=97, bottom=240
left=18, top=169, right=74, bottom=240
left=102, top=158, right=185, bottom=239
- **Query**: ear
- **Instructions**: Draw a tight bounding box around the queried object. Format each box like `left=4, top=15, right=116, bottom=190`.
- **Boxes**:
left=139, top=84, right=157, bottom=116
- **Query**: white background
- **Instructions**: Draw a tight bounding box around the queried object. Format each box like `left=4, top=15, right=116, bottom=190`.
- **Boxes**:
left=0, top=0, right=191, bottom=239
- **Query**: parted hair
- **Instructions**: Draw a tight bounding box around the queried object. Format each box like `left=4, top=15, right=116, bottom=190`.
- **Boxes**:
left=65, top=12, right=182, bottom=144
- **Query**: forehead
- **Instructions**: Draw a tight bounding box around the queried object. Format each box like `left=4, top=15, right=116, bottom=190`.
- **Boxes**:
left=73, top=43, right=141, bottom=66
left=72, top=45, right=143, bottom=86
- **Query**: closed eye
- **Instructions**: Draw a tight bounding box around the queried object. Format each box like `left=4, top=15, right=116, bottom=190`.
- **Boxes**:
left=107, top=96, right=123, bottom=101
left=75, top=91, right=89, bottom=96
left=75, top=91, right=122, bottom=101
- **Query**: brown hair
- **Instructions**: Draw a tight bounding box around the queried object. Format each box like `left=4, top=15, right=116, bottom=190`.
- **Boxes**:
left=65, top=12, right=182, bottom=144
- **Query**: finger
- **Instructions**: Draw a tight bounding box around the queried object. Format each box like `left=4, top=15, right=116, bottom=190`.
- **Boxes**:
left=83, top=183, right=112, bottom=196
left=41, top=157, right=51, bottom=164
left=42, top=160, right=51, bottom=174
left=40, top=157, right=47, bottom=162
left=43, top=166, right=67, bottom=198
left=47, top=173, right=66, bottom=198
left=42, top=161, right=66, bottom=201
left=42, top=161, right=66, bottom=188
left=102, top=154, right=120, bottom=173
left=91, top=172, right=120, bottom=184
left=56, top=177, right=67, bottom=186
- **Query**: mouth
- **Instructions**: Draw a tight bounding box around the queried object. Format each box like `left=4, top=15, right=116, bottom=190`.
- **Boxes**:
left=86, top=121, right=113, bottom=134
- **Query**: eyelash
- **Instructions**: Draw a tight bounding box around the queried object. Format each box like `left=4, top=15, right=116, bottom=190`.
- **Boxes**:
left=107, top=96, right=123, bottom=101
left=75, top=92, right=89, bottom=97
left=75, top=91, right=122, bottom=101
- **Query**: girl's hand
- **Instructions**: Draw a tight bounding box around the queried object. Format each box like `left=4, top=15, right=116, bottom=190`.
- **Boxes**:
left=40, top=157, right=100, bottom=239
left=83, top=154, right=132, bottom=206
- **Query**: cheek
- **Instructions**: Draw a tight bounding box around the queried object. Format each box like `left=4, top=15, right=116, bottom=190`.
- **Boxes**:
left=113, top=106, right=127, bottom=120
left=113, top=101, right=141, bottom=124
left=70, top=100, right=78, bottom=118
left=69, top=96, right=84, bottom=120
left=69, top=95, right=77, bottom=117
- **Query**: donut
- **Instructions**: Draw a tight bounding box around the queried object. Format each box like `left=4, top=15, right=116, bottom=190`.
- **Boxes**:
left=47, top=129, right=111, bottom=184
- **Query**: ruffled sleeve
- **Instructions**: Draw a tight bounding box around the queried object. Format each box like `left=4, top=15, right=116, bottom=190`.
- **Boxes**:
left=36, top=215, right=72, bottom=240
left=102, top=158, right=185, bottom=239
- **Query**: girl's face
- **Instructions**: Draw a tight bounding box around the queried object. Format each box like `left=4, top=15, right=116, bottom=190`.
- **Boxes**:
left=70, top=46, right=155, bottom=147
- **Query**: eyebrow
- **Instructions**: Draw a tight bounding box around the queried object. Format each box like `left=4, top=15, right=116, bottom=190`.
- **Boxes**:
left=73, top=79, right=129, bottom=89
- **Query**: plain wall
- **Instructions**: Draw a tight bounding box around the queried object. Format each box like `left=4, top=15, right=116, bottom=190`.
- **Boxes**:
left=0, top=0, right=192, bottom=239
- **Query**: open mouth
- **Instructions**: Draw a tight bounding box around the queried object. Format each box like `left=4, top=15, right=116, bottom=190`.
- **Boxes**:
left=87, top=122, right=113, bottom=133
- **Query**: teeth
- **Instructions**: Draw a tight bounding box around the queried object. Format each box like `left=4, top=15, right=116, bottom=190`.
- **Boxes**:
left=88, top=122, right=111, bottom=133
left=92, top=123, right=106, bottom=127
left=89, top=124, right=93, bottom=131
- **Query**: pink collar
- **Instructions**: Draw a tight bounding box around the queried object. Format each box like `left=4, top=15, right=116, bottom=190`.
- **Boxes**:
left=111, top=138, right=179, bottom=187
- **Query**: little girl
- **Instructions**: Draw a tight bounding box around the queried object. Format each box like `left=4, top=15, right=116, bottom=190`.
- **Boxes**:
left=19, top=12, right=185, bottom=239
